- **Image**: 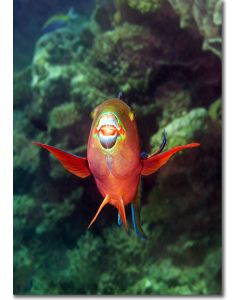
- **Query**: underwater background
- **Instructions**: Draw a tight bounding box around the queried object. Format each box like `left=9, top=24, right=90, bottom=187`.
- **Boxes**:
left=13, top=0, right=222, bottom=295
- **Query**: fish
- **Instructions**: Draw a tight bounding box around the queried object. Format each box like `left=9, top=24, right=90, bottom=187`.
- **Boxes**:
left=42, top=7, right=78, bottom=34
left=33, top=97, right=200, bottom=239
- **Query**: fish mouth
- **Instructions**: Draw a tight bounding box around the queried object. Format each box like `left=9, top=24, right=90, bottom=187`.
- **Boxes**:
left=95, top=113, right=124, bottom=149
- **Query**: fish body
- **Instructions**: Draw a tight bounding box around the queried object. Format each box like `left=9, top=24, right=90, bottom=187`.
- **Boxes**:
left=42, top=8, right=78, bottom=34
left=33, top=98, right=200, bottom=238
left=87, top=99, right=142, bottom=228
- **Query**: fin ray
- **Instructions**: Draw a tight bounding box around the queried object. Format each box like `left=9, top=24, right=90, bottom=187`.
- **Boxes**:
left=116, top=198, right=128, bottom=231
left=88, top=195, right=110, bottom=229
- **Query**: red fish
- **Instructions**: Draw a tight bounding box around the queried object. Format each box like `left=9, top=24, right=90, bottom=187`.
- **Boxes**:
left=33, top=98, right=200, bottom=239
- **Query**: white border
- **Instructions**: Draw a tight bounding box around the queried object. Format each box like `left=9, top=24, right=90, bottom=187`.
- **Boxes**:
left=0, top=0, right=13, bottom=298
left=2, top=0, right=239, bottom=299
left=225, top=0, right=240, bottom=299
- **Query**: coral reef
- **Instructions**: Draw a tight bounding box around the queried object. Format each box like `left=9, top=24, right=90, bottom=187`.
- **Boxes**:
left=14, top=0, right=222, bottom=296
left=14, top=131, right=40, bottom=173
left=151, top=108, right=208, bottom=149
left=126, top=0, right=163, bottom=14
left=168, top=0, right=222, bottom=57
left=49, top=102, right=81, bottom=129
left=14, top=66, right=32, bottom=109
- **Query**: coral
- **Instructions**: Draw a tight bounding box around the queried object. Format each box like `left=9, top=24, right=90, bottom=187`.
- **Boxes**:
left=151, top=108, right=208, bottom=150
left=193, top=0, right=222, bottom=57
left=203, top=248, right=222, bottom=293
left=126, top=0, right=163, bottom=14
left=96, top=223, right=221, bottom=295
left=49, top=102, right=81, bottom=129
left=13, top=247, right=33, bottom=294
left=93, top=0, right=115, bottom=30
left=155, top=83, right=192, bottom=126
left=36, top=187, right=83, bottom=234
left=209, top=98, right=221, bottom=124
left=14, top=66, right=32, bottom=109
left=89, top=23, right=162, bottom=94
left=62, top=232, right=104, bottom=294
left=14, top=195, right=35, bottom=230
left=70, top=64, right=110, bottom=108
left=168, top=0, right=222, bottom=57
left=126, top=258, right=208, bottom=295
left=31, top=27, right=84, bottom=110
left=14, top=131, right=40, bottom=173
left=167, top=0, right=193, bottom=28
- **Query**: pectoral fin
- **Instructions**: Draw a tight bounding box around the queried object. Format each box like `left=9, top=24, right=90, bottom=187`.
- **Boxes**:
left=33, top=142, right=91, bottom=178
left=141, top=143, right=200, bottom=176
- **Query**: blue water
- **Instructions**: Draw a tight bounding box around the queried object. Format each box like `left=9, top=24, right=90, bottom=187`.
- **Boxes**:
left=14, top=0, right=95, bottom=70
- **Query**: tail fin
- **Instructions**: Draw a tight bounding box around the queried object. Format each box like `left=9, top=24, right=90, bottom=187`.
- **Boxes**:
left=88, top=195, right=128, bottom=231
left=115, top=198, right=128, bottom=231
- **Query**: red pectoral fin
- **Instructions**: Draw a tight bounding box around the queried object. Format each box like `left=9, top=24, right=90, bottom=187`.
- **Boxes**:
left=33, top=142, right=91, bottom=178
left=141, top=143, right=200, bottom=176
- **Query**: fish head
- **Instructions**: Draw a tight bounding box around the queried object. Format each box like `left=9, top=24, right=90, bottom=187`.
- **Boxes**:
left=89, top=98, right=137, bottom=152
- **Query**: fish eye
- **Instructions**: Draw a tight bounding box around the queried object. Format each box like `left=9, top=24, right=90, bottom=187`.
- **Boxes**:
left=129, top=109, right=135, bottom=121
left=91, top=109, right=97, bottom=119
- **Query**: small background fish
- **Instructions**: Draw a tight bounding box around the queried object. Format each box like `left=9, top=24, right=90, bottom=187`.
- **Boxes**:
left=42, top=8, right=78, bottom=34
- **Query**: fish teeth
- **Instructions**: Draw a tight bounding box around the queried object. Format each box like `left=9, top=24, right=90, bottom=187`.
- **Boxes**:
left=97, top=114, right=120, bottom=131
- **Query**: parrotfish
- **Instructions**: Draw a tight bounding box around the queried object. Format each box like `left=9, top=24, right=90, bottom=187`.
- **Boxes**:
left=42, top=8, right=78, bottom=34
left=33, top=97, right=200, bottom=239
